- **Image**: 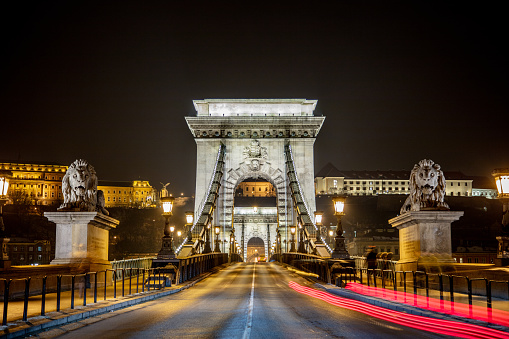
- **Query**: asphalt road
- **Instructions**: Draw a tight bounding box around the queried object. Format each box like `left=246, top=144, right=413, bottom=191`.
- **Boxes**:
left=56, top=262, right=446, bottom=339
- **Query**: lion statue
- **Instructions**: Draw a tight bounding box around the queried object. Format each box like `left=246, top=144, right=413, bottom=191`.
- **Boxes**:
left=400, top=159, right=449, bottom=214
left=58, top=159, right=109, bottom=215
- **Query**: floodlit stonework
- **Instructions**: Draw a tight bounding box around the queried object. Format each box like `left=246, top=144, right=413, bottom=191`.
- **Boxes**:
left=186, top=99, right=324, bottom=253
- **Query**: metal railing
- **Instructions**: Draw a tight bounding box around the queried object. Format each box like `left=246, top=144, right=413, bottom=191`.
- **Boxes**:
left=0, top=253, right=229, bottom=326
left=335, top=267, right=509, bottom=309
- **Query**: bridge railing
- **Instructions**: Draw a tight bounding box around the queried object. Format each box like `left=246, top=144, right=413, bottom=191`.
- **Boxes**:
left=0, top=252, right=234, bottom=326
left=111, top=257, right=154, bottom=281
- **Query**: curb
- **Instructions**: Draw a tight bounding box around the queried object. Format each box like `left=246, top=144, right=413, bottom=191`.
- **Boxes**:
left=0, top=264, right=228, bottom=339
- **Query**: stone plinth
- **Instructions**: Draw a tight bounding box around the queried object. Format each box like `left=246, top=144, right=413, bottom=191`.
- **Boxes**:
left=45, top=212, right=119, bottom=269
left=389, top=211, right=463, bottom=272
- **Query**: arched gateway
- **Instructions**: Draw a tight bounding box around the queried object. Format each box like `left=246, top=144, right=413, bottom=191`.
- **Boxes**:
left=182, top=99, right=329, bottom=259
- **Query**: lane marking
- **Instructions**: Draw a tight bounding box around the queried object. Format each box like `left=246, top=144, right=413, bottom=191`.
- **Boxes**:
left=242, top=263, right=256, bottom=339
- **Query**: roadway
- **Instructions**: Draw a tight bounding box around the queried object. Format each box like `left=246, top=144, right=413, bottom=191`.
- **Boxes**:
left=55, top=262, right=445, bottom=338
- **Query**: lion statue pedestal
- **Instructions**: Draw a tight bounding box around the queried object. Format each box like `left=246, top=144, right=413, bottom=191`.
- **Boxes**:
left=389, top=211, right=463, bottom=272
left=44, top=159, right=119, bottom=271
left=45, top=212, right=119, bottom=269
left=389, top=159, right=464, bottom=272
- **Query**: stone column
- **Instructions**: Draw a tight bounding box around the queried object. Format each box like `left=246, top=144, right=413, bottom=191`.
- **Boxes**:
left=45, top=212, right=119, bottom=270
left=389, top=211, right=463, bottom=272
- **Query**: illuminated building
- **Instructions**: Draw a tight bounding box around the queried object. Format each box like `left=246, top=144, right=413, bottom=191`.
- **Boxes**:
left=98, top=180, right=156, bottom=208
left=236, top=180, right=276, bottom=197
left=315, top=163, right=489, bottom=197
left=0, top=161, right=68, bottom=206
left=7, top=239, right=51, bottom=265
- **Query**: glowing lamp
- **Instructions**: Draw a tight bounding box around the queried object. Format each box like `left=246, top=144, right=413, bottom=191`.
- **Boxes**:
left=329, top=230, right=334, bottom=237
left=185, top=211, right=194, bottom=224
left=290, top=226, right=296, bottom=235
left=253, top=206, right=258, bottom=213
left=161, top=196, right=175, bottom=215
left=169, top=226, right=175, bottom=233
left=314, top=211, right=323, bottom=226
left=493, top=169, right=509, bottom=197
left=0, top=171, right=11, bottom=197
left=215, top=226, right=220, bottom=235
left=177, top=231, right=182, bottom=237
left=332, top=196, right=346, bottom=215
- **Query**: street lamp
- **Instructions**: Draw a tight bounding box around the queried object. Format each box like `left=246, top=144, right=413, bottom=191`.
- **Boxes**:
left=331, top=195, right=349, bottom=259
left=314, top=211, right=324, bottom=243
left=157, top=196, right=175, bottom=259
left=329, top=229, right=334, bottom=248
left=290, top=226, right=297, bottom=252
left=492, top=169, right=509, bottom=265
left=298, top=223, right=306, bottom=253
left=185, top=211, right=194, bottom=244
left=214, top=226, right=221, bottom=252
left=203, top=223, right=212, bottom=253
left=0, top=170, right=12, bottom=270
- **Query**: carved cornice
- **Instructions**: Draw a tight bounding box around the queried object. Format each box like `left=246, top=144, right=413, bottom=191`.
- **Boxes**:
left=185, top=116, right=325, bottom=138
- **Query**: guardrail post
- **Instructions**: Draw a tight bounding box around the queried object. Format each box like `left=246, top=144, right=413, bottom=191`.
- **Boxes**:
left=113, top=270, right=117, bottom=298
left=83, top=274, right=87, bottom=306
left=487, top=280, right=492, bottom=309
left=122, top=269, right=125, bottom=297
left=71, top=275, right=75, bottom=309
left=425, top=273, right=429, bottom=298
left=142, top=269, right=146, bottom=292
left=449, top=275, right=454, bottom=304
left=439, top=274, right=444, bottom=301
left=412, top=271, right=417, bottom=295
left=41, top=276, right=47, bottom=316
left=22, top=278, right=31, bottom=322
left=3, top=279, right=11, bottom=326
left=129, top=268, right=132, bottom=295
left=136, top=268, right=140, bottom=294
left=94, top=272, right=98, bottom=304
left=467, top=277, right=472, bottom=306
left=57, top=275, right=62, bottom=311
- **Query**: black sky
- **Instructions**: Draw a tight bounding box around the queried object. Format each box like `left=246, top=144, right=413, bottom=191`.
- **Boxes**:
left=1, top=2, right=507, bottom=196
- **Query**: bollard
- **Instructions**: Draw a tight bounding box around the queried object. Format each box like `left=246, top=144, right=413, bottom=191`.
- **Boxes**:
left=23, top=278, right=31, bottom=321
left=41, top=276, right=47, bottom=316
left=57, top=275, right=62, bottom=312
left=3, top=279, right=11, bottom=326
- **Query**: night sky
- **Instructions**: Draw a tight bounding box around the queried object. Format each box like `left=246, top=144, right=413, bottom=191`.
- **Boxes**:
left=1, top=2, right=507, bottom=196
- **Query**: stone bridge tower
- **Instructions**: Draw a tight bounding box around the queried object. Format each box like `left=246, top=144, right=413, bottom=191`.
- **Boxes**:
left=186, top=99, right=325, bottom=257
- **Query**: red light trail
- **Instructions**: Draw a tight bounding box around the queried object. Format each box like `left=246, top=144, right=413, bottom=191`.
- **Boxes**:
left=288, top=281, right=509, bottom=339
left=345, top=282, right=509, bottom=328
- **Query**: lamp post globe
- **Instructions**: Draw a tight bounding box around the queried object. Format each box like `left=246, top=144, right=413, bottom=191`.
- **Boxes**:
left=290, top=226, right=297, bottom=252
left=314, top=211, right=324, bottom=244
left=157, top=196, right=175, bottom=259
left=214, top=226, right=221, bottom=253
left=492, top=169, right=509, bottom=265
left=185, top=211, right=194, bottom=243
left=0, top=170, right=12, bottom=269
left=331, top=195, right=349, bottom=259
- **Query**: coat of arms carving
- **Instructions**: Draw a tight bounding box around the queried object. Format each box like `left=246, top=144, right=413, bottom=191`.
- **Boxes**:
left=243, top=140, right=268, bottom=171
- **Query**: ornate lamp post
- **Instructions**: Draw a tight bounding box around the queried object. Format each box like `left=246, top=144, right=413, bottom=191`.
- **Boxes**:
left=290, top=225, right=297, bottom=252
left=298, top=223, right=306, bottom=253
left=214, top=226, right=221, bottom=252
left=276, top=228, right=281, bottom=254
left=331, top=196, right=350, bottom=259
left=157, top=196, right=175, bottom=259
left=493, top=169, right=509, bottom=266
left=0, top=171, right=12, bottom=269
left=203, top=224, right=212, bottom=253
left=314, top=211, right=324, bottom=243
left=185, top=211, right=194, bottom=244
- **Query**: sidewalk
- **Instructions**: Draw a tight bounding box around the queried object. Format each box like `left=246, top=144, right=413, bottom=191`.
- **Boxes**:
left=0, top=265, right=228, bottom=339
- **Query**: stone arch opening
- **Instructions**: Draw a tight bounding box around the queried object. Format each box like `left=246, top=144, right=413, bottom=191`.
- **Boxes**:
left=246, top=237, right=265, bottom=262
